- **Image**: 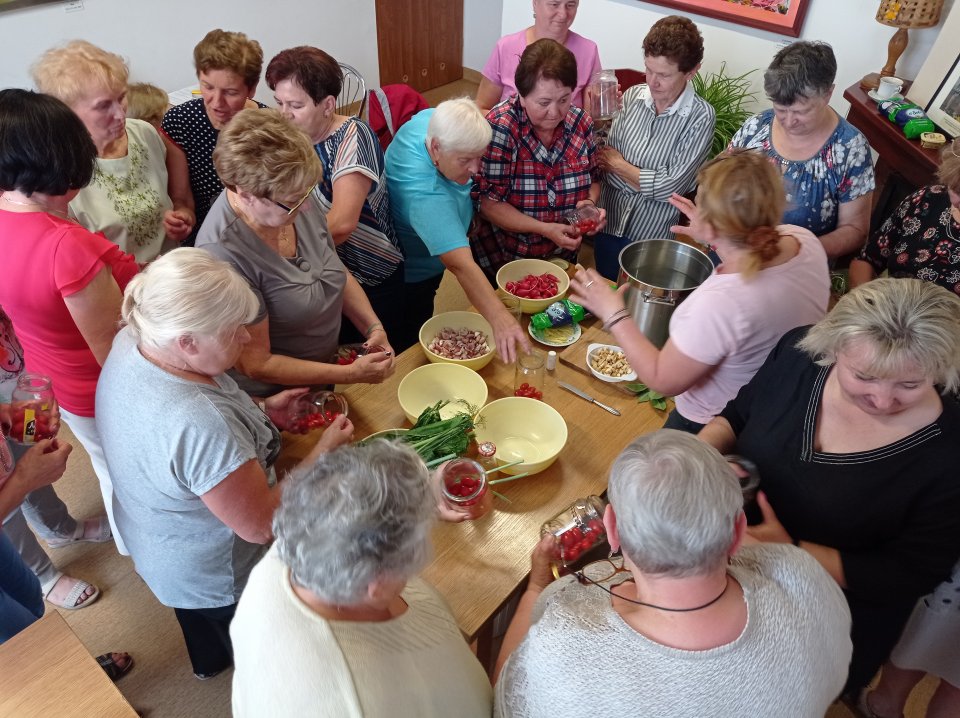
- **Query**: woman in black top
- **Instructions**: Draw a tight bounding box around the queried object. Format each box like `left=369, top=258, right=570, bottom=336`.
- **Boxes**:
left=699, top=278, right=960, bottom=701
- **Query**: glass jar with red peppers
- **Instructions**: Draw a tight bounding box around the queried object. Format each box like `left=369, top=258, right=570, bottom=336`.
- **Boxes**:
left=438, top=458, right=492, bottom=521
left=287, top=391, right=348, bottom=432
left=514, top=351, right=545, bottom=400
left=9, top=374, right=57, bottom=445
left=541, top=495, right=609, bottom=574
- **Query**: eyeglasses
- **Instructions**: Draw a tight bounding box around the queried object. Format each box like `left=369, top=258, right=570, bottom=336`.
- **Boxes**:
left=573, top=555, right=629, bottom=585
left=950, top=138, right=960, bottom=159
left=271, top=185, right=315, bottom=215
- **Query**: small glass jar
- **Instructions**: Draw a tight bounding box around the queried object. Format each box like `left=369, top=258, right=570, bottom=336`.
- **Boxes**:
left=514, top=351, right=545, bottom=400
left=563, top=204, right=601, bottom=235
left=541, top=495, right=609, bottom=571
left=439, top=458, right=491, bottom=520
left=9, top=373, right=57, bottom=445
left=587, top=69, right=619, bottom=121
left=476, top=441, right=498, bottom=473
left=288, top=391, right=349, bottom=432
left=725, top=454, right=760, bottom=505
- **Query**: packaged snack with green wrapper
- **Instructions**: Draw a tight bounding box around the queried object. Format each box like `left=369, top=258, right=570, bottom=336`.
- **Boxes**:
left=879, top=99, right=936, bottom=139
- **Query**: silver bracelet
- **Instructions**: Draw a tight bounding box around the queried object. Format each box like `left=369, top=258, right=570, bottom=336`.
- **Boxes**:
left=603, top=309, right=630, bottom=332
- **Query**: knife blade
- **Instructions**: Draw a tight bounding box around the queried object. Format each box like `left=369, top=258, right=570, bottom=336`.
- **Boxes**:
left=558, top=381, right=621, bottom=416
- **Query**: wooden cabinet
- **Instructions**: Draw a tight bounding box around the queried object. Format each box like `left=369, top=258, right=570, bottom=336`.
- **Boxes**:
left=375, top=0, right=463, bottom=92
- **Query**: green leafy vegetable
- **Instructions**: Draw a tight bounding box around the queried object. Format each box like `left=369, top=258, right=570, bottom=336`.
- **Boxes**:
left=624, top=382, right=669, bottom=412
left=403, top=400, right=476, bottom=463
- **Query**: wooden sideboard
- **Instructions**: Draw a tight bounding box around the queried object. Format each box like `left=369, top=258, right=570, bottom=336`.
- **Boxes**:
left=843, top=83, right=942, bottom=232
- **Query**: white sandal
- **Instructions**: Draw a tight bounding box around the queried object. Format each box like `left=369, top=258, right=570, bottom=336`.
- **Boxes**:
left=46, top=516, right=112, bottom=548
left=42, top=573, right=101, bottom=610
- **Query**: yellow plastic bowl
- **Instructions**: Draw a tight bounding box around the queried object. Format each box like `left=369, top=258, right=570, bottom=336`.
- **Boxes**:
left=473, top=397, right=567, bottom=475
left=396, top=363, right=488, bottom=425
left=357, top=428, right=408, bottom=446
left=419, top=311, right=495, bottom=371
left=496, top=259, right=570, bottom=314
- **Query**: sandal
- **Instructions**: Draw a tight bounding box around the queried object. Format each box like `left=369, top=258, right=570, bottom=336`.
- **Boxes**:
left=856, top=689, right=905, bottom=718
left=42, top=574, right=101, bottom=610
left=46, top=516, right=113, bottom=548
left=96, top=652, right=134, bottom=682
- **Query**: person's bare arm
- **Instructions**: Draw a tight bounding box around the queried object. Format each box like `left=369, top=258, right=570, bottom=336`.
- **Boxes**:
left=63, top=266, right=123, bottom=366
left=439, top=246, right=530, bottom=363
left=234, top=316, right=392, bottom=386
left=479, top=196, right=580, bottom=252
left=325, top=173, right=373, bottom=246
left=847, top=258, right=877, bottom=288
left=818, top=194, right=872, bottom=259
left=160, top=133, right=196, bottom=242
left=696, top=416, right=738, bottom=454
left=475, top=77, right=504, bottom=113
left=0, top=439, right=73, bottom=518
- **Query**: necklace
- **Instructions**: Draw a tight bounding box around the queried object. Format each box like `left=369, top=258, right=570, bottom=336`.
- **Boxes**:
left=228, top=192, right=296, bottom=256
left=578, top=571, right=730, bottom=612
left=0, top=195, right=73, bottom=221
left=138, top=345, right=211, bottom=384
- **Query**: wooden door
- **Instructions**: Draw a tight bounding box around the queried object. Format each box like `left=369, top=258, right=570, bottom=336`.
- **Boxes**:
left=375, top=0, right=463, bottom=92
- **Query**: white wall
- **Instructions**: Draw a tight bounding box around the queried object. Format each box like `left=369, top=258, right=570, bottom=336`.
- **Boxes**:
left=0, top=0, right=380, bottom=102
left=500, top=0, right=956, bottom=114
left=464, top=0, right=505, bottom=70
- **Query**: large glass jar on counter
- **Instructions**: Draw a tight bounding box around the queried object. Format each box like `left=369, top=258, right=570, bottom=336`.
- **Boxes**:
left=541, top=495, right=609, bottom=572
left=9, top=373, right=57, bottom=445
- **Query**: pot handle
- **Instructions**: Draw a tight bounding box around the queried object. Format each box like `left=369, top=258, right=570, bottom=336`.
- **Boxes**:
left=642, top=291, right=677, bottom=306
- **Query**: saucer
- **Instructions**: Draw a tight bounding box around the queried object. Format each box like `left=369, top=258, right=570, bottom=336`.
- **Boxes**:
left=868, top=89, right=902, bottom=103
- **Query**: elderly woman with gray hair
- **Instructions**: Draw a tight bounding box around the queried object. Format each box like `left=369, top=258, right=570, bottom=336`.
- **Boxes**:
left=729, top=41, right=874, bottom=259
left=230, top=440, right=493, bottom=717
left=495, top=430, right=852, bottom=717
left=698, top=277, right=960, bottom=702
left=96, top=248, right=353, bottom=680
left=385, top=97, right=528, bottom=358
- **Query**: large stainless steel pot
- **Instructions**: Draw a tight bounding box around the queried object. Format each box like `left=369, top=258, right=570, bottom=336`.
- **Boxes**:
left=617, top=240, right=714, bottom=348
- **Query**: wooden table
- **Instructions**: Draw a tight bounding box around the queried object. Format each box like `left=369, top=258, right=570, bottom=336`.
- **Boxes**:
left=279, top=318, right=665, bottom=667
left=0, top=612, right=138, bottom=718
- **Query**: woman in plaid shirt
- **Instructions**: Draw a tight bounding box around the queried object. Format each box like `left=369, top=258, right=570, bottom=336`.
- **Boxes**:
left=471, top=39, right=605, bottom=281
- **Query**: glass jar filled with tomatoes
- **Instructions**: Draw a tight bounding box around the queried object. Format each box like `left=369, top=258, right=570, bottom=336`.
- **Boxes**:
left=438, top=458, right=491, bottom=520
left=9, top=374, right=57, bottom=445
left=514, top=351, right=545, bottom=400
left=287, top=391, right=349, bottom=432
left=541, top=495, right=609, bottom=573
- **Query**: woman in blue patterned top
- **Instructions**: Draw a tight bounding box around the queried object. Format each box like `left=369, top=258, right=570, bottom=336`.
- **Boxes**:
left=730, top=41, right=874, bottom=260
left=266, top=47, right=405, bottom=346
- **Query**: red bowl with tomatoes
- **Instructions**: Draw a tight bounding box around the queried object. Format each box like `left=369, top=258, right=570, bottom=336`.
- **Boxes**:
left=495, top=259, right=570, bottom=314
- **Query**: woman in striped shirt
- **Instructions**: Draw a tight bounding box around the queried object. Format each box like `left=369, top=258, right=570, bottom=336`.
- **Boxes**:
left=594, top=16, right=715, bottom=280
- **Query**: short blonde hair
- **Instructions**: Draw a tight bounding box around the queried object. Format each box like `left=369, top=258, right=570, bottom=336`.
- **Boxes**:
left=426, top=98, right=492, bottom=154
left=32, top=40, right=128, bottom=106
left=126, top=83, right=169, bottom=127
left=194, top=29, right=263, bottom=90
left=798, top=277, right=960, bottom=392
left=936, top=148, right=960, bottom=194
left=698, top=149, right=786, bottom=278
left=121, top=248, right=259, bottom=351
left=213, top=108, right=322, bottom=199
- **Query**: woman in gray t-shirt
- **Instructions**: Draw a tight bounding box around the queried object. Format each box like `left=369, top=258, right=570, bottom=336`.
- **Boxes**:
left=198, top=108, right=396, bottom=397
left=96, top=248, right=354, bottom=680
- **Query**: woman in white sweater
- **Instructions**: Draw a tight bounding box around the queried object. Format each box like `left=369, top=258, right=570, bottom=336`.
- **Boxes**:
left=230, top=441, right=492, bottom=717
left=494, top=430, right=853, bottom=718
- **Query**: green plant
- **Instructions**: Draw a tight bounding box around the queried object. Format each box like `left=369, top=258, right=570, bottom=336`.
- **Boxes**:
left=692, top=63, right=759, bottom=159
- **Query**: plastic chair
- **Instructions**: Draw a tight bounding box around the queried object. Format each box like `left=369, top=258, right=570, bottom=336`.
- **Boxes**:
left=613, top=69, right=647, bottom=91
left=337, top=62, right=367, bottom=119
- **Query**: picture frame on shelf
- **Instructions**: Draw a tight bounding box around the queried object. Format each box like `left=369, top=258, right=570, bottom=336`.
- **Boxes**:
left=638, top=0, right=811, bottom=37
left=925, top=53, right=960, bottom=138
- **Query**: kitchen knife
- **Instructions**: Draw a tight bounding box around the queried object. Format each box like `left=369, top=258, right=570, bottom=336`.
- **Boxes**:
left=557, top=381, right=621, bottom=416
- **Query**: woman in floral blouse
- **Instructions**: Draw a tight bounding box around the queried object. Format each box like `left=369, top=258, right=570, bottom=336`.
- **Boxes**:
left=850, top=145, right=960, bottom=293
left=730, top=41, right=874, bottom=260
left=471, top=39, right=605, bottom=280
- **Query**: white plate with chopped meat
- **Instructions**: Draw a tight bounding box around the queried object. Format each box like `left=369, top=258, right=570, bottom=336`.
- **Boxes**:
left=586, top=343, right=637, bottom=383
left=418, top=311, right=495, bottom=371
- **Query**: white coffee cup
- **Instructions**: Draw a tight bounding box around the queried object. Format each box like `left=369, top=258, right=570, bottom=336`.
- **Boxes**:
left=877, top=76, right=904, bottom=100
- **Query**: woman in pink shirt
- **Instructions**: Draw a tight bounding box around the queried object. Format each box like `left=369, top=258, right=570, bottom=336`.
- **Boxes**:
left=0, top=89, right=138, bottom=553
left=476, top=0, right=602, bottom=111
left=571, top=149, right=831, bottom=432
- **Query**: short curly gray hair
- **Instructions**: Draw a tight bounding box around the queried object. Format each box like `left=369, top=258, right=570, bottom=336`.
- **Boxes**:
left=764, top=40, right=837, bottom=105
left=798, top=277, right=960, bottom=392
left=274, top=440, right=435, bottom=605
left=608, top=430, right=742, bottom=578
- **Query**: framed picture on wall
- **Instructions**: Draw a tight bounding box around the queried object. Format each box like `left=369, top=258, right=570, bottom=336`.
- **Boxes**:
left=0, top=0, right=62, bottom=11
left=926, top=54, right=960, bottom=138
left=639, top=0, right=811, bottom=37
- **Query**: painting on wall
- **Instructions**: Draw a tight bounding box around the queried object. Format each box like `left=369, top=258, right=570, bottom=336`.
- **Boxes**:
left=926, top=53, right=960, bottom=138
left=639, top=0, right=811, bottom=37
left=0, top=0, right=62, bottom=12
